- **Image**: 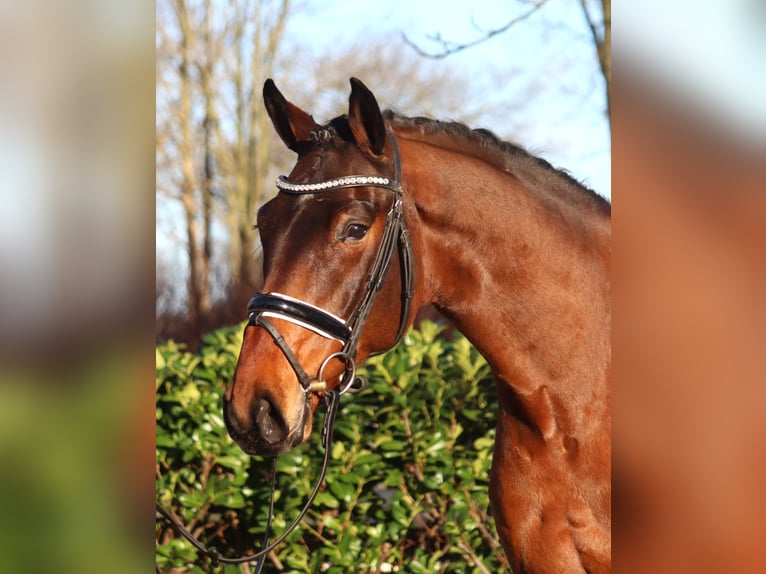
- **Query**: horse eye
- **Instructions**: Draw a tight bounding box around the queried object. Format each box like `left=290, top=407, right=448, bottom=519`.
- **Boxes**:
left=341, top=222, right=369, bottom=242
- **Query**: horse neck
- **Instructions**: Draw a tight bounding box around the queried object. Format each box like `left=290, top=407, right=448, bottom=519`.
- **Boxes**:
left=402, top=135, right=611, bottom=435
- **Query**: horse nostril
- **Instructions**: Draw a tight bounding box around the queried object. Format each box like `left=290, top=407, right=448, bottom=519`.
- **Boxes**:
left=253, top=397, right=287, bottom=445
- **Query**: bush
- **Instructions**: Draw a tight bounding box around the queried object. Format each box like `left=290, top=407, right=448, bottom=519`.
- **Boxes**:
left=156, top=321, right=508, bottom=573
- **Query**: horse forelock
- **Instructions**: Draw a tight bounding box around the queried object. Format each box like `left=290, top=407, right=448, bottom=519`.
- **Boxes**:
left=309, top=127, right=335, bottom=143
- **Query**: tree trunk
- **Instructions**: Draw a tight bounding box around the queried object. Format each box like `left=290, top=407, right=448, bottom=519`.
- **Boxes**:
left=580, top=0, right=611, bottom=124
left=175, top=0, right=208, bottom=323
left=600, top=0, right=611, bottom=121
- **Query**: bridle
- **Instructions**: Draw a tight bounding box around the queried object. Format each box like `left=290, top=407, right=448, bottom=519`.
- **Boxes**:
left=248, top=128, right=414, bottom=397
left=156, top=130, right=414, bottom=571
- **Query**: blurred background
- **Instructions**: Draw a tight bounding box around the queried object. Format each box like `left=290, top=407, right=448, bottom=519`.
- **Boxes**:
left=0, top=0, right=765, bottom=572
left=613, top=1, right=766, bottom=572
left=1, top=0, right=154, bottom=572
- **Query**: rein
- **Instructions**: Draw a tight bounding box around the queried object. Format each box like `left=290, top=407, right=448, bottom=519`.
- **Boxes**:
left=156, top=390, right=340, bottom=570
left=156, top=130, right=414, bottom=570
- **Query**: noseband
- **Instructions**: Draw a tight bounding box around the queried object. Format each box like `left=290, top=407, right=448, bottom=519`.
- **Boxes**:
left=247, top=130, right=414, bottom=396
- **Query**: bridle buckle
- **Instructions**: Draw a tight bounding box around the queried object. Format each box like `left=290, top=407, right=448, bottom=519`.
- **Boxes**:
left=316, top=352, right=357, bottom=395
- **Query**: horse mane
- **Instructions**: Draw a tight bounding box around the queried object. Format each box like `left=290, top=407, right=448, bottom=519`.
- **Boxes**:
left=325, top=112, right=611, bottom=218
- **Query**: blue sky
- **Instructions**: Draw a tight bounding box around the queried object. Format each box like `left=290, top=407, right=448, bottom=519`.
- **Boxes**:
left=616, top=0, right=766, bottom=147
left=287, top=0, right=611, bottom=198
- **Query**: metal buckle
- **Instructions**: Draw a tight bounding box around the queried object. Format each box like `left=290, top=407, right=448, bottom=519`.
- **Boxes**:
left=309, top=352, right=358, bottom=395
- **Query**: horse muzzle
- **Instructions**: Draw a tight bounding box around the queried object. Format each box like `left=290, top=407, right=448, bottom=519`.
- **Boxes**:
left=223, top=389, right=311, bottom=456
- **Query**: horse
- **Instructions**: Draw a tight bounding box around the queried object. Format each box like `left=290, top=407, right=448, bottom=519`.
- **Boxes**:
left=223, top=77, right=611, bottom=573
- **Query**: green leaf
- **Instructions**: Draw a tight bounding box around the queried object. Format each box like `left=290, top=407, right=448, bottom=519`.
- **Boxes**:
left=177, top=382, right=201, bottom=405
left=314, top=491, right=340, bottom=509
left=379, top=439, right=407, bottom=451
left=328, top=479, right=354, bottom=503
left=215, top=455, right=244, bottom=470
left=473, top=436, right=495, bottom=451
left=331, top=439, right=345, bottom=460
left=383, top=468, right=403, bottom=487
left=156, top=348, right=166, bottom=370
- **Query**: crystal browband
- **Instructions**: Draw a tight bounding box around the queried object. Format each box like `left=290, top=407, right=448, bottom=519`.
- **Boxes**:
left=276, top=174, right=393, bottom=194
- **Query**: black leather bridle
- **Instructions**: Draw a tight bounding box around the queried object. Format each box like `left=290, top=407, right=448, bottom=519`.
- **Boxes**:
left=247, top=129, right=414, bottom=397
left=156, top=130, right=414, bottom=571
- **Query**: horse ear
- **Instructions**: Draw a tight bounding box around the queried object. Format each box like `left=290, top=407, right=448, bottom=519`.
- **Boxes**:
left=348, top=77, right=387, bottom=157
left=263, top=79, right=319, bottom=152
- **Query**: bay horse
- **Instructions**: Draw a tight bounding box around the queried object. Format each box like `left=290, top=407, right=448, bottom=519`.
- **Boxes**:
left=223, top=78, right=611, bottom=573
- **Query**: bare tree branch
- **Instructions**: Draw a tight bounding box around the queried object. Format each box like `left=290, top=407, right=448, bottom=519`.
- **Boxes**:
left=157, top=0, right=293, bottom=337
left=402, top=0, right=550, bottom=59
left=402, top=0, right=611, bottom=130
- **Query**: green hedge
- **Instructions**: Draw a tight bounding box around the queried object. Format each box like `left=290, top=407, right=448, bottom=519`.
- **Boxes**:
left=156, top=321, right=508, bottom=573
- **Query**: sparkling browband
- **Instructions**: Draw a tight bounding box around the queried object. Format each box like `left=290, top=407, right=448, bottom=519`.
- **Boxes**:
left=276, top=174, right=392, bottom=194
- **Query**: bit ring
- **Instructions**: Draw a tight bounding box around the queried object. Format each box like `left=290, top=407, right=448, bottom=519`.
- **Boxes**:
left=316, top=352, right=357, bottom=395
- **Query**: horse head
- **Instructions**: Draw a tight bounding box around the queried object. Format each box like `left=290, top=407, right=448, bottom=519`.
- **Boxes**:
left=224, top=78, right=419, bottom=456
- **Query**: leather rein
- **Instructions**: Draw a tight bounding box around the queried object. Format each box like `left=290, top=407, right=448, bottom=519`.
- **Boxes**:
left=156, top=130, right=413, bottom=570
